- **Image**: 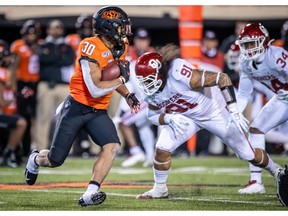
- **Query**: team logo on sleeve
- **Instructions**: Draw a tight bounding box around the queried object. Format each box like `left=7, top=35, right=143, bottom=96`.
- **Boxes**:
left=102, top=51, right=111, bottom=57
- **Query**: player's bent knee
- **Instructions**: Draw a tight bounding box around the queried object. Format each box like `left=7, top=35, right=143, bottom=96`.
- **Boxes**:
left=102, top=143, right=120, bottom=159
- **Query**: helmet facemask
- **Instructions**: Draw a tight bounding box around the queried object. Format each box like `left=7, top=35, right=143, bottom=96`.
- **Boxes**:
left=238, top=36, right=266, bottom=60
left=136, top=58, right=163, bottom=96
left=136, top=73, right=163, bottom=96
left=111, top=19, right=132, bottom=44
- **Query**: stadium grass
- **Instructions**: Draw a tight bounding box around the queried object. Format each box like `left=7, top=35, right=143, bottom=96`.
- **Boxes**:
left=0, top=155, right=287, bottom=211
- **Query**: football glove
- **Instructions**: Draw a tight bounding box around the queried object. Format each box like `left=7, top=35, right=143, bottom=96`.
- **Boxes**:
left=277, top=89, right=288, bottom=103
left=164, top=113, right=190, bottom=140
left=227, top=103, right=249, bottom=134
left=125, top=93, right=140, bottom=113
left=118, top=60, right=130, bottom=83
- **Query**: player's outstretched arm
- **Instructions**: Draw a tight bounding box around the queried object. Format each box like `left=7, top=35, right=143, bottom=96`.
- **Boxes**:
left=189, top=69, right=232, bottom=89
left=189, top=69, right=249, bottom=133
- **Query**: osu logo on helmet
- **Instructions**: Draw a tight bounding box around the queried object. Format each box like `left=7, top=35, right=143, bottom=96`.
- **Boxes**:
left=101, top=10, right=121, bottom=19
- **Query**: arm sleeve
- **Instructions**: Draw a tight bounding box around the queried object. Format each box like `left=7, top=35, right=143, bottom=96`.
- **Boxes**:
left=81, top=59, right=121, bottom=98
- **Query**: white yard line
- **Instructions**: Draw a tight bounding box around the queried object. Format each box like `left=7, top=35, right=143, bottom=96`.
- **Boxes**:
left=20, top=189, right=278, bottom=206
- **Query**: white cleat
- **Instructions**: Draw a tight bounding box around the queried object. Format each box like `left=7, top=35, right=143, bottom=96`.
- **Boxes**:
left=238, top=180, right=265, bottom=194
left=121, top=153, right=146, bottom=167
left=136, top=188, right=169, bottom=199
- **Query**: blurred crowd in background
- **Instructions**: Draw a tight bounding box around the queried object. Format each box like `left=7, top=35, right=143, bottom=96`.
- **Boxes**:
left=0, top=6, right=287, bottom=168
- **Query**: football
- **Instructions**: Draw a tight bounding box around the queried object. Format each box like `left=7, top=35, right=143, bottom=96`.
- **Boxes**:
left=101, top=60, right=125, bottom=81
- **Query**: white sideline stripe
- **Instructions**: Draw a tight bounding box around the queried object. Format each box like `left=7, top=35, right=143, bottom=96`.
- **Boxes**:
left=23, top=189, right=277, bottom=206
left=1, top=166, right=272, bottom=177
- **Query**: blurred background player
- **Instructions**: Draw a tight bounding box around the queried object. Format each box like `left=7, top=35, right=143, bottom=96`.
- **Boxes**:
left=115, top=27, right=156, bottom=167
left=0, top=39, right=27, bottom=167
left=10, top=19, right=42, bottom=158
left=126, top=28, right=154, bottom=61
left=35, top=19, right=74, bottom=151
left=197, top=30, right=224, bottom=156
left=65, top=14, right=94, bottom=157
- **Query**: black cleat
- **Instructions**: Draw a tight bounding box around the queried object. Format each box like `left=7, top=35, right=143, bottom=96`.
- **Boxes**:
left=275, top=165, right=288, bottom=206
left=24, top=150, right=39, bottom=185
left=78, top=191, right=106, bottom=206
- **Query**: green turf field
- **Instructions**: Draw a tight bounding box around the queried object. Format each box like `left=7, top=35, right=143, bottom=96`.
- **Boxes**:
left=0, top=155, right=288, bottom=211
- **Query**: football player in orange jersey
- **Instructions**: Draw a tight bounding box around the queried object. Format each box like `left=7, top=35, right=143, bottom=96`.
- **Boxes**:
left=24, top=6, right=140, bottom=206
left=10, top=20, right=42, bottom=157
left=0, top=39, right=27, bottom=168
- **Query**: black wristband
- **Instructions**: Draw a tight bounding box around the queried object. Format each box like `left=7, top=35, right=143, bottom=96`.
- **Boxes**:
left=220, top=85, right=236, bottom=105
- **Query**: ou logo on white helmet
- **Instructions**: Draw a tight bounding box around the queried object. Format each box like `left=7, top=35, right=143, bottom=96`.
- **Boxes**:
left=148, top=59, right=162, bottom=71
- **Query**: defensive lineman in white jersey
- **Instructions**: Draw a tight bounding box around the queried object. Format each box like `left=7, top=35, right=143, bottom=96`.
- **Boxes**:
left=134, top=44, right=288, bottom=206
left=236, top=23, right=288, bottom=196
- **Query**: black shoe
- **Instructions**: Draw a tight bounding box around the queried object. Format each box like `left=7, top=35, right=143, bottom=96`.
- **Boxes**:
left=276, top=165, right=288, bottom=206
left=24, top=150, right=39, bottom=185
left=1, top=149, right=18, bottom=168
left=78, top=191, right=106, bottom=206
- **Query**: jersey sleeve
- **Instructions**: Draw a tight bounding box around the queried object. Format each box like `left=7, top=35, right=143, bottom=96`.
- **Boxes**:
left=271, top=47, right=288, bottom=75
left=171, top=59, right=194, bottom=89
left=78, top=39, right=101, bottom=65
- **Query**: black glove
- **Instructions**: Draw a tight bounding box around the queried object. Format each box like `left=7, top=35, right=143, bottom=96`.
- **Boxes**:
left=125, top=93, right=140, bottom=113
left=118, top=60, right=130, bottom=83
